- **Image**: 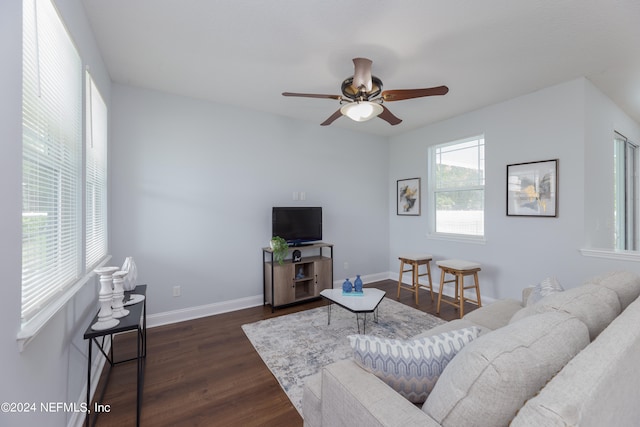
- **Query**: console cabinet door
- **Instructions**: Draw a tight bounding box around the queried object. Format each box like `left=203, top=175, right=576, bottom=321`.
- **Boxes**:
left=314, top=258, right=333, bottom=294
left=265, top=263, right=295, bottom=305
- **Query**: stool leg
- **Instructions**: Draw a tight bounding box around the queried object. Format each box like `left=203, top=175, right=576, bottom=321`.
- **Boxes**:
left=474, top=272, right=482, bottom=308
left=413, top=263, right=419, bottom=305
left=436, top=269, right=446, bottom=314
left=458, top=273, right=465, bottom=318
left=426, top=262, right=434, bottom=302
left=396, top=260, right=405, bottom=300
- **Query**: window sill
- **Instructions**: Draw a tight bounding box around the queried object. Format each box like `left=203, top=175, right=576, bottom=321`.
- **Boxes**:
left=579, top=248, right=640, bottom=262
left=16, top=255, right=112, bottom=352
left=427, top=233, right=486, bottom=245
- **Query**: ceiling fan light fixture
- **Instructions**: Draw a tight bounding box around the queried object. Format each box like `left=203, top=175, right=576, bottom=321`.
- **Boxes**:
left=340, top=101, right=383, bottom=122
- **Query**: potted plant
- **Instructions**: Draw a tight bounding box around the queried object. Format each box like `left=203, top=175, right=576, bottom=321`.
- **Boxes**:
left=269, top=236, right=289, bottom=265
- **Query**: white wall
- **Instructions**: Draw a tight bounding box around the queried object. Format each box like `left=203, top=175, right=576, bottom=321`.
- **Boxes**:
left=110, top=84, right=390, bottom=316
left=0, top=1, right=111, bottom=426
left=389, top=78, right=640, bottom=301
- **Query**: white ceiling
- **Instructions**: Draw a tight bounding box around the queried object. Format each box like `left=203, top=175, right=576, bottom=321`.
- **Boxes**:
left=80, top=0, right=640, bottom=137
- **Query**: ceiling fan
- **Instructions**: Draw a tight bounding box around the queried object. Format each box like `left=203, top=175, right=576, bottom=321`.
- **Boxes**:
left=282, top=57, right=449, bottom=126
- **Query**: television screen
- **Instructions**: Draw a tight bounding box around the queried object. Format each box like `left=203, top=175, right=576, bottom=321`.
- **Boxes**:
left=272, top=207, right=322, bottom=245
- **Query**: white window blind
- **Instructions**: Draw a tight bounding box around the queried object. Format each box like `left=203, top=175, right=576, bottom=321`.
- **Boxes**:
left=86, top=74, right=108, bottom=269
left=22, top=0, right=82, bottom=322
left=430, top=136, right=485, bottom=237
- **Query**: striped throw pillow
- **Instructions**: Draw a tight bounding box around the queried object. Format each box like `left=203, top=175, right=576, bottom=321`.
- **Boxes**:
left=348, top=327, right=480, bottom=403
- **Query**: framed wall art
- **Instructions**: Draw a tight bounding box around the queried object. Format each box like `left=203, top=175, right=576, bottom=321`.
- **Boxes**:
left=397, top=178, right=420, bottom=216
left=507, top=159, right=558, bottom=217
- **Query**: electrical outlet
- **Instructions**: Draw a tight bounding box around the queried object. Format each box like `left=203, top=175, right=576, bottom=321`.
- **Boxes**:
left=173, top=286, right=181, bottom=297
left=343, top=262, right=349, bottom=270
left=300, top=191, right=306, bottom=200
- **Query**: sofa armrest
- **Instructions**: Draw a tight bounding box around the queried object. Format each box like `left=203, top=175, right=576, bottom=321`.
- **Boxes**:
left=320, top=360, right=440, bottom=427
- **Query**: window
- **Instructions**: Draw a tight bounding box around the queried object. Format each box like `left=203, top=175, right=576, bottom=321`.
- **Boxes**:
left=614, top=132, right=638, bottom=250
left=21, top=0, right=108, bottom=332
left=86, top=74, right=108, bottom=269
left=429, top=136, right=485, bottom=238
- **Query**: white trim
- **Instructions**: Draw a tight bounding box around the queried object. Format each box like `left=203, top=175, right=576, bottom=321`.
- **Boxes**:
left=388, top=271, right=496, bottom=304
left=331, top=272, right=389, bottom=288
left=147, top=295, right=264, bottom=328
left=69, top=338, right=112, bottom=427
left=427, top=232, right=487, bottom=245
left=147, top=268, right=500, bottom=329
left=17, top=255, right=112, bottom=352
left=580, top=247, right=640, bottom=262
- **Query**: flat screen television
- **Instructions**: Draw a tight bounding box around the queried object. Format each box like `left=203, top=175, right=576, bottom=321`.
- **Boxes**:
left=272, top=206, right=322, bottom=246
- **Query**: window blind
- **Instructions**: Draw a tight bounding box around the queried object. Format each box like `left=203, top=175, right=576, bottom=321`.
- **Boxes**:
left=86, top=74, right=108, bottom=269
left=22, top=0, right=82, bottom=322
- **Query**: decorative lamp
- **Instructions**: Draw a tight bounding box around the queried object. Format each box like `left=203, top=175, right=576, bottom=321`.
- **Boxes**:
left=340, top=101, right=383, bottom=122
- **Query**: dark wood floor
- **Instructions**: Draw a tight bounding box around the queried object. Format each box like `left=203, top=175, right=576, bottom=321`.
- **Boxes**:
left=91, top=279, right=476, bottom=427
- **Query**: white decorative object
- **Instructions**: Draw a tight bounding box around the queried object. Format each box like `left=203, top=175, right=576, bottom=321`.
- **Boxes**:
left=121, top=256, right=138, bottom=291
left=111, top=270, right=130, bottom=318
left=121, top=256, right=144, bottom=305
left=123, top=293, right=145, bottom=306
left=92, top=267, right=120, bottom=331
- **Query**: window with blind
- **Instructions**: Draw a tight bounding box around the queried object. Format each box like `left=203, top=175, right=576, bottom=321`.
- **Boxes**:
left=86, top=74, right=108, bottom=269
left=429, top=136, right=485, bottom=238
left=22, top=0, right=83, bottom=323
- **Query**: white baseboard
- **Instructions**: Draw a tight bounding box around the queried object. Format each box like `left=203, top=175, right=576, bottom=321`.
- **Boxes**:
left=147, top=270, right=495, bottom=329
left=147, top=295, right=264, bottom=328
left=69, top=339, right=112, bottom=427
left=390, top=271, right=496, bottom=304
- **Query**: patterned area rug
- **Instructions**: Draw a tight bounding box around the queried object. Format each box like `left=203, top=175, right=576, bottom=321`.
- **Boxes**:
left=241, top=297, right=446, bottom=415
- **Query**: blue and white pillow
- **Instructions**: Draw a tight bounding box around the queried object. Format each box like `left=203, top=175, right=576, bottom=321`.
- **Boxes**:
left=526, top=276, right=563, bottom=306
left=348, top=327, right=480, bottom=403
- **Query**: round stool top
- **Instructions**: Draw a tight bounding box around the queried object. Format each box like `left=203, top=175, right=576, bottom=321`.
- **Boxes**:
left=399, top=254, right=433, bottom=262
left=436, top=259, right=481, bottom=270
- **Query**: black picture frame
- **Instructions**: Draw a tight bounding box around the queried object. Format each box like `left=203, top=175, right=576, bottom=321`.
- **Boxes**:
left=397, top=178, right=421, bottom=216
left=507, top=159, right=558, bottom=217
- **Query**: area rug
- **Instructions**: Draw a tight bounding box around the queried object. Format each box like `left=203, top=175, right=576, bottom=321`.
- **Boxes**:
left=241, top=297, right=446, bottom=415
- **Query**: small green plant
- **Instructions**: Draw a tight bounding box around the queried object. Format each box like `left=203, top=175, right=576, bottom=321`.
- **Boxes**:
left=270, top=236, right=289, bottom=265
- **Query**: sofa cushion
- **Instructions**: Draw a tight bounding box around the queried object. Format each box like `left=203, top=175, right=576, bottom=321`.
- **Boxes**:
left=348, top=327, right=480, bottom=403
left=463, top=298, right=523, bottom=330
left=585, top=270, right=640, bottom=311
left=302, top=372, right=322, bottom=427
left=422, top=312, right=590, bottom=427
left=511, top=297, right=640, bottom=427
left=412, top=318, right=490, bottom=339
left=509, top=283, right=621, bottom=340
left=526, top=276, right=563, bottom=306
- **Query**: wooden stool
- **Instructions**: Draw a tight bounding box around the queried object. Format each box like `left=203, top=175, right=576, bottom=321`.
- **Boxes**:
left=436, top=259, right=482, bottom=318
left=396, top=255, right=434, bottom=305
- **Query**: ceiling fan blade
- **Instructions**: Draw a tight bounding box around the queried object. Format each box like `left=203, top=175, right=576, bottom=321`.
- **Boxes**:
left=378, top=105, right=402, bottom=126
left=352, top=58, right=373, bottom=92
left=320, top=109, right=343, bottom=126
left=381, top=85, right=449, bottom=102
left=282, top=92, right=342, bottom=100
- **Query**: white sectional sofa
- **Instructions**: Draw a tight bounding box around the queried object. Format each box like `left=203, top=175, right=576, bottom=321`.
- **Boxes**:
left=302, top=271, right=640, bottom=427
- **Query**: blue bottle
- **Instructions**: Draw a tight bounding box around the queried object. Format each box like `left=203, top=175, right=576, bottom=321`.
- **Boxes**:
left=342, top=278, right=352, bottom=293
left=354, top=275, right=363, bottom=293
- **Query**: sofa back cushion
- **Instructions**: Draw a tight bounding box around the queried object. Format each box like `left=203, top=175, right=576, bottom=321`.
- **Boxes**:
left=422, top=312, right=589, bottom=427
left=509, top=283, right=621, bottom=340
left=511, top=296, right=640, bottom=427
left=584, top=270, right=640, bottom=311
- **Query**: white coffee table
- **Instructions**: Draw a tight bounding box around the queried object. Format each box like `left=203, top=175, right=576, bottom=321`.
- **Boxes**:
left=320, top=288, right=386, bottom=334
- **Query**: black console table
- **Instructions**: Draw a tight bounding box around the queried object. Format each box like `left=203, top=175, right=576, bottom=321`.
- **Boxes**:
left=83, top=284, right=147, bottom=427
